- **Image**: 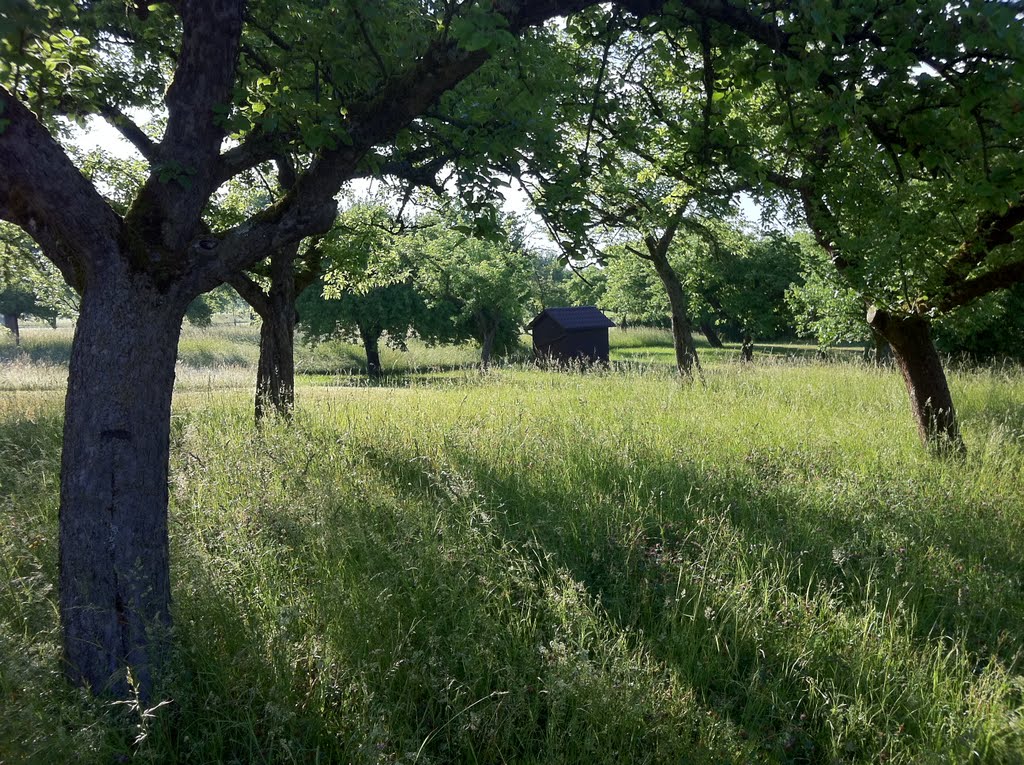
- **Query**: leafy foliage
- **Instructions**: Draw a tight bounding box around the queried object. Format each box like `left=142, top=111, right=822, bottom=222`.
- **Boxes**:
left=402, top=211, right=534, bottom=360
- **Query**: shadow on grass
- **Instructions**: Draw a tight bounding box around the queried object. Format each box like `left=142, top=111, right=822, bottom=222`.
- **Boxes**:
left=3, top=402, right=1022, bottom=763
left=353, top=434, right=1024, bottom=761
left=0, top=334, right=74, bottom=366
left=160, top=441, right=745, bottom=763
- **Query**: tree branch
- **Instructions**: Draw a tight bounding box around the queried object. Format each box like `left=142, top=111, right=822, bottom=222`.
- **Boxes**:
left=0, top=87, right=121, bottom=290
left=98, top=105, right=159, bottom=163
left=196, top=0, right=790, bottom=290
left=128, top=0, right=245, bottom=252
left=938, top=259, right=1024, bottom=311
left=216, top=130, right=295, bottom=186
left=942, top=197, right=1024, bottom=286
left=226, top=270, right=270, bottom=317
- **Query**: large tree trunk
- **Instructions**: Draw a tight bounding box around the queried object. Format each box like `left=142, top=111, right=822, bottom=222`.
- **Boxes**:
left=867, top=308, right=965, bottom=454
left=3, top=313, right=19, bottom=345
left=700, top=320, right=723, bottom=348
left=59, top=275, right=186, bottom=702
left=649, top=255, right=700, bottom=375
left=363, top=330, right=382, bottom=378
left=254, top=248, right=297, bottom=422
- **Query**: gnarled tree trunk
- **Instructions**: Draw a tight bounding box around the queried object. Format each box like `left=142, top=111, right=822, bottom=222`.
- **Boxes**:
left=362, top=329, right=382, bottom=378
left=867, top=307, right=965, bottom=454
left=3, top=313, right=19, bottom=345
left=255, top=247, right=297, bottom=421
left=649, top=254, right=700, bottom=375
left=59, top=269, right=187, bottom=701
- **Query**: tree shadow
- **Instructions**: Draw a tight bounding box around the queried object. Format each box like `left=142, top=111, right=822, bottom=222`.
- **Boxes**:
left=355, top=433, right=1024, bottom=761
left=0, top=333, right=74, bottom=366
left=161, top=432, right=747, bottom=763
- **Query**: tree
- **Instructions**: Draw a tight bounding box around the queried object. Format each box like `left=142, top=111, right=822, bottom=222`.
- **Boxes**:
left=517, top=14, right=756, bottom=376
left=0, top=285, right=56, bottom=344
left=298, top=203, right=429, bottom=378
left=741, top=3, right=1023, bottom=451
left=602, top=245, right=669, bottom=327
left=680, top=224, right=802, bottom=359
left=300, top=278, right=426, bottom=377
left=2, top=0, right=693, bottom=700
left=407, top=214, right=534, bottom=367
left=787, top=258, right=872, bottom=351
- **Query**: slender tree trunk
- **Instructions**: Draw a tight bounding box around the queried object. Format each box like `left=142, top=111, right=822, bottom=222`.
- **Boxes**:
left=700, top=320, right=723, bottom=348
left=481, top=326, right=496, bottom=369
left=870, top=328, right=891, bottom=366
left=741, top=333, right=754, bottom=362
left=649, top=255, right=700, bottom=375
left=254, top=248, right=297, bottom=422
left=363, top=330, right=382, bottom=378
left=59, top=274, right=186, bottom=701
left=867, top=307, right=965, bottom=454
left=3, top=313, right=19, bottom=345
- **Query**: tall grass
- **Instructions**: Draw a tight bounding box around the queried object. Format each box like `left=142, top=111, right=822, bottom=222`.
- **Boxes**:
left=609, top=326, right=676, bottom=349
left=2, top=358, right=1024, bottom=763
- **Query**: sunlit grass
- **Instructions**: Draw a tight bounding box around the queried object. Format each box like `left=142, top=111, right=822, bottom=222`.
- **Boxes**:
left=2, top=327, right=1024, bottom=763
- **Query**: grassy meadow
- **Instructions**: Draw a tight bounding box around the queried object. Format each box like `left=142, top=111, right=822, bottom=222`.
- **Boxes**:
left=2, top=323, right=1024, bottom=763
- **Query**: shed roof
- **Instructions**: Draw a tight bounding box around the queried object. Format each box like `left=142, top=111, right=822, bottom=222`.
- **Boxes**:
left=527, top=306, right=615, bottom=331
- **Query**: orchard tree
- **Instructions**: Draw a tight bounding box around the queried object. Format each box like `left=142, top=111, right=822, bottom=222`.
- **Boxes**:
left=223, top=153, right=450, bottom=419
left=547, top=0, right=1022, bottom=450
left=299, top=278, right=427, bottom=377
left=0, top=285, right=57, bottom=344
left=787, top=259, right=873, bottom=352
left=298, top=203, right=430, bottom=378
left=406, top=214, right=534, bottom=367
left=736, top=2, right=1024, bottom=451
left=518, top=13, right=758, bottom=376
left=681, top=223, right=802, bottom=359
left=601, top=244, right=668, bottom=327
left=0, top=222, right=71, bottom=342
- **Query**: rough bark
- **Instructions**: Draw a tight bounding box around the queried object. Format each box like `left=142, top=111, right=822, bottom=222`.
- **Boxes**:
left=255, top=306, right=295, bottom=421
left=699, top=320, right=723, bottom=348
left=867, top=308, right=965, bottom=454
left=254, top=247, right=298, bottom=421
left=3, top=313, right=19, bottom=345
left=59, top=272, right=186, bottom=700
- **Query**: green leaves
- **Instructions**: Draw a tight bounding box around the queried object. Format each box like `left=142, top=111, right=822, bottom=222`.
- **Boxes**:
left=449, top=3, right=515, bottom=53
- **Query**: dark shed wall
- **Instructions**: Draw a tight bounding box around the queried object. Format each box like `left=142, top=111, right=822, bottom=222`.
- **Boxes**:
left=533, top=323, right=610, bottom=363
left=532, top=316, right=563, bottom=357
left=560, top=328, right=609, bottom=362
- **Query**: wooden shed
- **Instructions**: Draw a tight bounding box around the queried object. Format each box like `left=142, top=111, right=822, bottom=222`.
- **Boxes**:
left=526, top=306, right=615, bottom=364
